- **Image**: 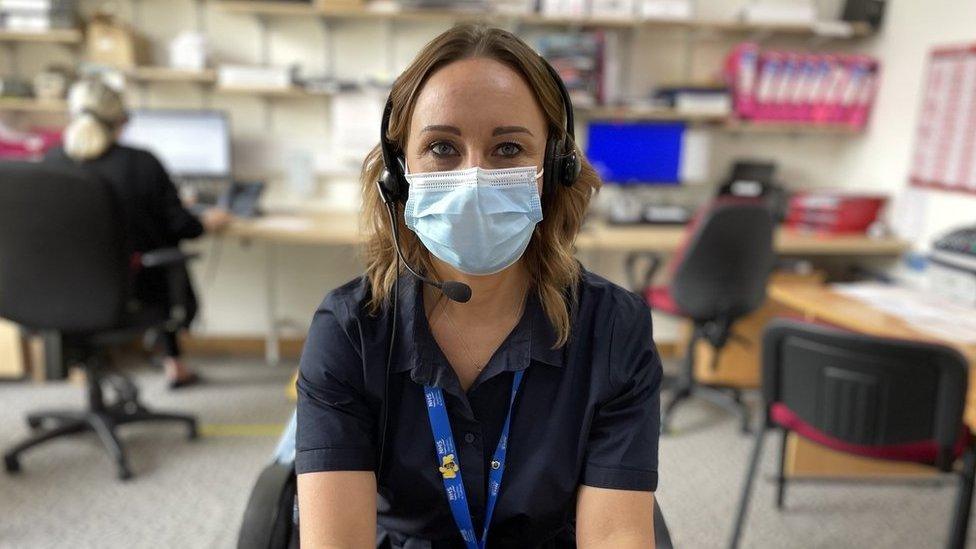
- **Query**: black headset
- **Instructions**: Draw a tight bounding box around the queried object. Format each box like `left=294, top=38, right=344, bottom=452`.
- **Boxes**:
left=376, top=55, right=581, bottom=205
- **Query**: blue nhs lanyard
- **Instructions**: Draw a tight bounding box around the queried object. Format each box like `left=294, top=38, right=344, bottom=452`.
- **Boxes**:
left=423, top=370, right=524, bottom=549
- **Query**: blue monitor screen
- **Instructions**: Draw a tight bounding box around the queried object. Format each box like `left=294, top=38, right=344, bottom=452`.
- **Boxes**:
left=586, top=121, right=685, bottom=185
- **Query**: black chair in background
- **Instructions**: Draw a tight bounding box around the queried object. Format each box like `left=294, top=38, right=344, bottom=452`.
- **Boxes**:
left=0, top=162, right=198, bottom=480
left=730, top=319, right=975, bottom=549
left=715, top=160, right=789, bottom=222
left=628, top=197, right=775, bottom=433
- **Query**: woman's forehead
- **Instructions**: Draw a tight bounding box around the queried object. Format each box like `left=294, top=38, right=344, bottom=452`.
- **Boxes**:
left=410, top=57, right=546, bottom=134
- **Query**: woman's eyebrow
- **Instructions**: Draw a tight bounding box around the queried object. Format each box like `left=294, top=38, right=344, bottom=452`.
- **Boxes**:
left=493, top=126, right=533, bottom=137
left=421, top=125, right=461, bottom=136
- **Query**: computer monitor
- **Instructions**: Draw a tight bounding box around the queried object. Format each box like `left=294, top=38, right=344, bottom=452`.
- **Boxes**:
left=586, top=121, right=685, bottom=185
left=119, top=110, right=231, bottom=179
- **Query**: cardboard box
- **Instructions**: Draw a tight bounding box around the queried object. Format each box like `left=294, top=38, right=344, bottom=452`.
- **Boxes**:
left=0, top=318, right=26, bottom=379
left=85, top=13, right=149, bottom=69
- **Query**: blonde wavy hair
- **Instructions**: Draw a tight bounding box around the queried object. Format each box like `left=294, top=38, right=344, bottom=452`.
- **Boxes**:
left=360, top=24, right=602, bottom=348
left=64, top=78, right=128, bottom=161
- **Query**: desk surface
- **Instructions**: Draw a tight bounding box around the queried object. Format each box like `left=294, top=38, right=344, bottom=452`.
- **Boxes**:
left=575, top=222, right=910, bottom=255
left=768, top=281, right=976, bottom=364
left=227, top=213, right=911, bottom=257
left=225, top=213, right=361, bottom=246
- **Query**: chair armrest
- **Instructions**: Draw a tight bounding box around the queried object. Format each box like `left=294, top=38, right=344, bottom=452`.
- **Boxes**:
left=137, top=248, right=199, bottom=327
left=654, top=500, right=674, bottom=549
left=625, top=251, right=663, bottom=294
left=140, top=248, right=200, bottom=269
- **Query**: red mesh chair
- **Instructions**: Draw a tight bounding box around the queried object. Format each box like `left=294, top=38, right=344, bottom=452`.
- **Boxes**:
left=730, top=319, right=976, bottom=549
left=627, top=197, right=775, bottom=433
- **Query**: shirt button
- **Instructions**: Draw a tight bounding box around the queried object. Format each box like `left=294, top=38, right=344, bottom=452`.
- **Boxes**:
left=464, top=432, right=476, bottom=444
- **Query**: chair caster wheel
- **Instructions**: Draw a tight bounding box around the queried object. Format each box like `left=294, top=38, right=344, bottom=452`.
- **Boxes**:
left=117, top=467, right=133, bottom=481
left=27, top=418, right=42, bottom=429
left=187, top=423, right=198, bottom=441
left=4, top=454, right=21, bottom=474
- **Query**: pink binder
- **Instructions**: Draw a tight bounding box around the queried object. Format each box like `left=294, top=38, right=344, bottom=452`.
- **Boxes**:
left=755, top=51, right=783, bottom=121
left=726, top=42, right=760, bottom=119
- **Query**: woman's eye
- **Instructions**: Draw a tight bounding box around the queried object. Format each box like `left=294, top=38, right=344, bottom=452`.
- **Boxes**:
left=430, top=142, right=457, bottom=156
left=496, top=142, right=523, bottom=157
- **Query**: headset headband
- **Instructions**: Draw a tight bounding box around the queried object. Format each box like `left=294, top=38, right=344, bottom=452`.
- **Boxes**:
left=539, top=57, right=575, bottom=142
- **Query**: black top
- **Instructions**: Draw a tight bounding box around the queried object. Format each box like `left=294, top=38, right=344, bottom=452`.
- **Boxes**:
left=296, top=269, right=662, bottom=548
left=44, top=144, right=204, bottom=252
left=43, top=144, right=203, bottom=318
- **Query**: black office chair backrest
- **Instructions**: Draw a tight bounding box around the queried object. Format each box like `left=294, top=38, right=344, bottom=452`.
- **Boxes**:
left=670, top=198, right=775, bottom=322
left=0, top=162, right=129, bottom=332
left=762, top=319, right=969, bottom=469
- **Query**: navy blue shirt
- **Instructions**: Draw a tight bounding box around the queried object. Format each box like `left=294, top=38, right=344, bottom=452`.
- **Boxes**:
left=296, top=269, right=662, bottom=548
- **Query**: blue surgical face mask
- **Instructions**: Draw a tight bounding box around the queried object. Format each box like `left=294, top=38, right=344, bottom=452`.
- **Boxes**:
left=403, top=165, right=544, bottom=276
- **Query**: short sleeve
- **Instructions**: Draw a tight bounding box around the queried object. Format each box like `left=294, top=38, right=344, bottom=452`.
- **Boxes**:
left=295, top=294, right=377, bottom=474
left=582, top=304, right=663, bottom=492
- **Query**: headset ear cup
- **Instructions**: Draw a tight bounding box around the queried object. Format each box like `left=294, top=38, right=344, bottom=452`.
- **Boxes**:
left=378, top=157, right=409, bottom=204
left=564, top=153, right=580, bottom=186
left=379, top=169, right=399, bottom=203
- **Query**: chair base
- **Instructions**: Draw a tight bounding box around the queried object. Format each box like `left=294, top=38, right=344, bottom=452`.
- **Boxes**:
left=662, top=378, right=752, bottom=434
left=4, top=403, right=197, bottom=480
left=730, top=426, right=976, bottom=549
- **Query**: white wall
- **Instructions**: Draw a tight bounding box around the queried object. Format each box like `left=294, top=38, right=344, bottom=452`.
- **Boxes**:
left=837, top=0, right=976, bottom=246
left=5, top=0, right=974, bottom=340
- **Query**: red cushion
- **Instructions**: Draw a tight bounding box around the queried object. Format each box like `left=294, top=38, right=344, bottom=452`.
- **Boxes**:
left=770, top=402, right=970, bottom=465
left=645, top=285, right=684, bottom=316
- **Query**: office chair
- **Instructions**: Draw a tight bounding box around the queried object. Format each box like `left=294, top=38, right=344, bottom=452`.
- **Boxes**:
left=0, top=162, right=198, bottom=480
left=627, top=197, right=775, bottom=433
left=237, top=413, right=676, bottom=549
left=730, top=319, right=975, bottom=549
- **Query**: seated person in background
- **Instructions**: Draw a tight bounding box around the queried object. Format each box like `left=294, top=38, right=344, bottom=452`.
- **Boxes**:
left=296, top=24, right=662, bottom=547
left=44, top=78, right=232, bottom=389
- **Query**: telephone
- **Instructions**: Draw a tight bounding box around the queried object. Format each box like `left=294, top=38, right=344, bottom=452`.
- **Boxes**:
left=929, top=225, right=976, bottom=307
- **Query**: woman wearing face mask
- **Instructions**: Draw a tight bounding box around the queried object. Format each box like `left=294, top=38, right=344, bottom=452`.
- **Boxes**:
left=296, top=25, right=662, bottom=548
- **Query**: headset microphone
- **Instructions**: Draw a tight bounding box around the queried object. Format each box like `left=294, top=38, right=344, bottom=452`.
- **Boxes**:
left=439, top=281, right=472, bottom=303
left=382, top=194, right=472, bottom=304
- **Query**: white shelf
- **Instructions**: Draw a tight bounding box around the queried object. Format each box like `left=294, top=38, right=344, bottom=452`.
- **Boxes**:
left=214, top=85, right=329, bottom=98
left=212, top=2, right=874, bottom=38
left=0, top=28, right=82, bottom=44
left=128, top=67, right=218, bottom=84
left=0, top=97, right=68, bottom=113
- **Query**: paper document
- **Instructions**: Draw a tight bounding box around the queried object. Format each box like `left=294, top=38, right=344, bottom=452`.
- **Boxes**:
left=832, top=282, right=976, bottom=344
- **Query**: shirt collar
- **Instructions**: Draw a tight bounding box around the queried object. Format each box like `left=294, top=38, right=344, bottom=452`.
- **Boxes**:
left=391, top=275, right=565, bottom=384
left=525, top=288, right=565, bottom=368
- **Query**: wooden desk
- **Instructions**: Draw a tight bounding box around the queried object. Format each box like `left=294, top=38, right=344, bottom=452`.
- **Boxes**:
left=769, top=281, right=976, bottom=478
left=222, top=213, right=909, bottom=365
left=224, top=213, right=360, bottom=245
left=221, top=214, right=361, bottom=364
left=229, top=213, right=911, bottom=256
left=576, top=221, right=910, bottom=255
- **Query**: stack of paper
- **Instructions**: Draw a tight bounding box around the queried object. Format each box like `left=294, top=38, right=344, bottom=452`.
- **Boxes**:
left=0, top=0, right=75, bottom=31
left=833, top=283, right=976, bottom=344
